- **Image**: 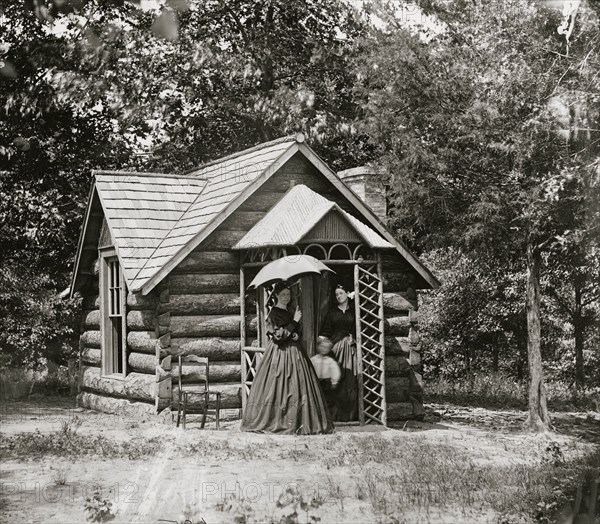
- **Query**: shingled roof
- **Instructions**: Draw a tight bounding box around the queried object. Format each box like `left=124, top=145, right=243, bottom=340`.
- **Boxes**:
left=71, top=173, right=207, bottom=292
left=233, top=184, right=394, bottom=250
left=72, top=134, right=440, bottom=296
left=128, top=136, right=300, bottom=292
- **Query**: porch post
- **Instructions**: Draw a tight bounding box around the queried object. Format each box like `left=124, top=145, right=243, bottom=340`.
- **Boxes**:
left=376, top=252, right=387, bottom=426
left=240, top=265, right=247, bottom=412
left=354, top=264, right=366, bottom=425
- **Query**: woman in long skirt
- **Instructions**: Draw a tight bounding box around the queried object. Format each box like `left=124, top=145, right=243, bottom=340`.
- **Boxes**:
left=241, top=283, right=333, bottom=435
left=320, top=284, right=358, bottom=422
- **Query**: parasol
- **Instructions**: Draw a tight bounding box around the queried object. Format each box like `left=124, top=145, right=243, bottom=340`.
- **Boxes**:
left=248, top=254, right=335, bottom=289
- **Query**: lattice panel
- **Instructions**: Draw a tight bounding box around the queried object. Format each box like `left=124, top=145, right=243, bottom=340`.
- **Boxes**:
left=242, top=347, right=265, bottom=398
left=355, top=264, right=387, bottom=425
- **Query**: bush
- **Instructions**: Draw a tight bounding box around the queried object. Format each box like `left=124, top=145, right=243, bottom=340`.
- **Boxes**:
left=0, top=267, right=81, bottom=370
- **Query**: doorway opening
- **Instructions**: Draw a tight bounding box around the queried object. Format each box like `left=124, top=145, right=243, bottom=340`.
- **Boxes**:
left=316, top=263, right=359, bottom=423
left=240, top=244, right=387, bottom=426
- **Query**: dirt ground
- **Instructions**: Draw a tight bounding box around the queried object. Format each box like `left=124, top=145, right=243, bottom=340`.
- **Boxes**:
left=1, top=396, right=598, bottom=524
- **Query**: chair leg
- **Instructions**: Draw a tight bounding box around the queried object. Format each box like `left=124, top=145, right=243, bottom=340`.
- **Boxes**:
left=182, top=392, right=187, bottom=430
left=176, top=391, right=182, bottom=428
left=201, top=392, right=208, bottom=429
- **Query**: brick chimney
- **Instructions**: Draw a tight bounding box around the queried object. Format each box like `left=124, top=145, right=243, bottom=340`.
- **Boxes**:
left=337, top=166, right=387, bottom=221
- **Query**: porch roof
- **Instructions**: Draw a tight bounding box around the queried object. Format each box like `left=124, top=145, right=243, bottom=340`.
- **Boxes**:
left=233, top=184, right=394, bottom=250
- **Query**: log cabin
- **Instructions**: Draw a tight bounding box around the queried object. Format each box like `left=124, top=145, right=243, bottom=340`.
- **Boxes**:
left=70, top=134, right=440, bottom=425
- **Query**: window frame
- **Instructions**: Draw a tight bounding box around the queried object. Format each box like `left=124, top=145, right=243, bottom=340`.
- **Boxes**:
left=99, top=247, right=127, bottom=378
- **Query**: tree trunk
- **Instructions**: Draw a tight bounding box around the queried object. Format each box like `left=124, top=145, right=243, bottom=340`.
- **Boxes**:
left=573, top=285, right=585, bottom=390
left=524, top=244, right=552, bottom=431
left=492, top=337, right=499, bottom=373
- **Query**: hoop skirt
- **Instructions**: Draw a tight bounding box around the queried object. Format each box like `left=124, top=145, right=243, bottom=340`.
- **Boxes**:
left=241, top=307, right=333, bottom=435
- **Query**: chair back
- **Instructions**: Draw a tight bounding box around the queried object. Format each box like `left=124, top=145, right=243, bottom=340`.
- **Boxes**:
left=178, top=355, right=209, bottom=393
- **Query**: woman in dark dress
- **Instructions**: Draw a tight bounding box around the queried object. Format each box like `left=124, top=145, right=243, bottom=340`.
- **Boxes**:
left=241, top=283, right=333, bottom=435
left=320, top=284, right=359, bottom=422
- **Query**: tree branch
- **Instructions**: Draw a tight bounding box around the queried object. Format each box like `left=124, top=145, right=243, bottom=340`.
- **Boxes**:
left=545, top=286, right=574, bottom=319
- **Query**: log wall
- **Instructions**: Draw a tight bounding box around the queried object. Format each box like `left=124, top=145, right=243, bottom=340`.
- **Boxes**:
left=77, top=264, right=165, bottom=418
left=77, top=153, right=427, bottom=424
left=381, top=259, right=424, bottom=422
left=165, top=154, right=324, bottom=415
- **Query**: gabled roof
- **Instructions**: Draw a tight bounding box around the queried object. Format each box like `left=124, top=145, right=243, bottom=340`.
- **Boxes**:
left=72, top=134, right=440, bottom=296
left=233, top=184, right=394, bottom=249
left=128, top=135, right=300, bottom=292
left=70, top=172, right=206, bottom=294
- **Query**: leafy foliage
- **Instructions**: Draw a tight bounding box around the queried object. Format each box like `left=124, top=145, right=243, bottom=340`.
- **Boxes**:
left=353, top=0, right=600, bottom=414
left=0, top=0, right=369, bottom=368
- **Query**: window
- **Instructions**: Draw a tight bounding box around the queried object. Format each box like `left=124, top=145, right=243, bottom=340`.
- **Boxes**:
left=100, top=248, right=127, bottom=376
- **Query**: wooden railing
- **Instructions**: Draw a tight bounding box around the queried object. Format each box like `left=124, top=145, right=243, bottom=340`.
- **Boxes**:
left=241, top=346, right=265, bottom=409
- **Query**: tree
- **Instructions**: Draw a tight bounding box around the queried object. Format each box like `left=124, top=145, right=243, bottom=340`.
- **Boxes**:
left=0, top=0, right=371, bottom=367
left=0, top=2, right=136, bottom=367
left=354, top=0, right=599, bottom=430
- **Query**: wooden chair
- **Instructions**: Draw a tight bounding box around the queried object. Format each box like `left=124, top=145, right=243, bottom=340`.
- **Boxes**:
left=176, top=355, right=221, bottom=430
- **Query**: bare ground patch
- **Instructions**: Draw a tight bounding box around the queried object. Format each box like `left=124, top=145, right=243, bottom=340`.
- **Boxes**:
left=1, top=397, right=598, bottom=524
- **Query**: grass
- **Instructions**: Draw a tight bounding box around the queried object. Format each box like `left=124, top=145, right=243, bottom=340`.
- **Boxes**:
left=0, top=415, right=270, bottom=461
left=339, top=435, right=600, bottom=523
left=2, top=425, right=598, bottom=523
left=0, top=429, right=165, bottom=460
left=427, top=373, right=600, bottom=412
left=212, top=433, right=599, bottom=523
left=0, top=366, right=75, bottom=401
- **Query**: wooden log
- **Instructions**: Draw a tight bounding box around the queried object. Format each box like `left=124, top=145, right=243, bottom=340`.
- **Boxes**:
left=160, top=289, right=169, bottom=304
left=385, top=336, right=410, bottom=356
left=385, top=355, right=411, bottom=377
left=160, top=355, right=172, bottom=371
left=409, top=370, right=423, bottom=393
left=81, top=347, right=101, bottom=366
left=78, top=391, right=157, bottom=418
left=384, top=316, right=410, bottom=336
left=409, top=327, right=420, bottom=344
left=386, top=401, right=414, bottom=421
left=171, top=361, right=241, bottom=383
left=83, top=295, right=100, bottom=310
left=411, top=390, right=423, bottom=402
left=81, top=331, right=101, bottom=349
left=383, top=293, right=417, bottom=312
left=171, top=337, right=240, bottom=360
left=82, top=310, right=100, bottom=330
left=172, top=382, right=241, bottom=409
left=386, top=377, right=410, bottom=403
left=127, top=292, right=158, bottom=310
left=80, top=366, right=155, bottom=402
left=409, top=347, right=422, bottom=367
left=156, top=377, right=172, bottom=406
left=157, top=312, right=170, bottom=327
left=171, top=315, right=239, bottom=337
left=173, top=250, right=239, bottom=274
left=410, top=396, right=425, bottom=418
left=127, top=310, right=156, bottom=331
left=199, top=230, right=246, bottom=251
left=169, top=293, right=240, bottom=315
left=220, top=211, right=264, bottom=231
left=127, top=331, right=157, bottom=353
left=128, top=352, right=159, bottom=374
left=158, top=333, right=171, bottom=350
left=238, top=191, right=286, bottom=212
left=263, top=165, right=332, bottom=193
left=171, top=315, right=257, bottom=338
left=169, top=273, right=240, bottom=295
